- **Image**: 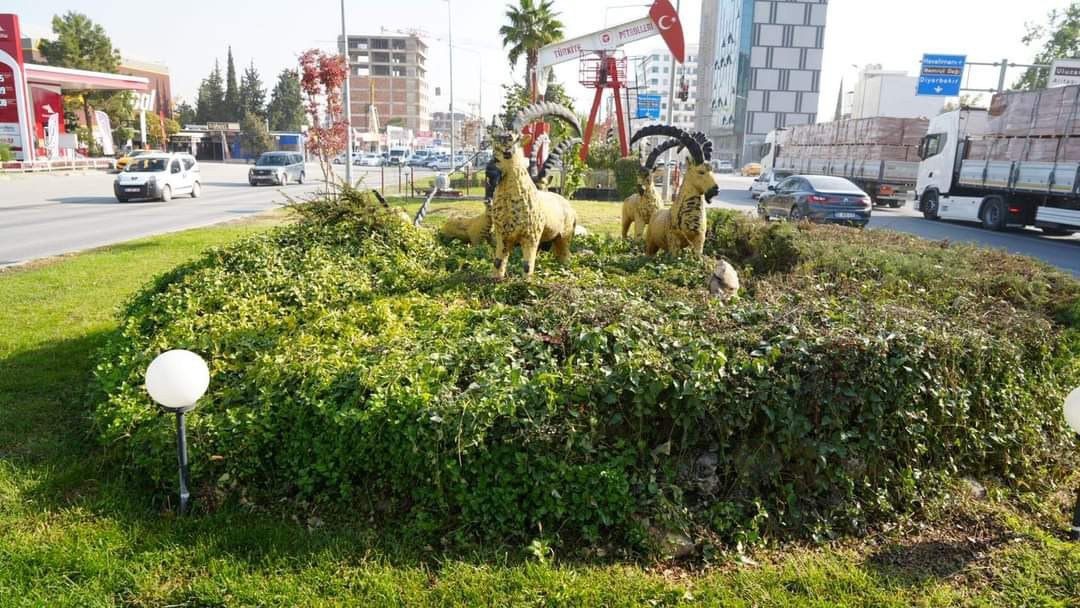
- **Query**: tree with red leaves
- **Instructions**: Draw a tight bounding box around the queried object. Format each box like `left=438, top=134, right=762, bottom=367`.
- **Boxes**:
left=299, top=49, right=349, bottom=187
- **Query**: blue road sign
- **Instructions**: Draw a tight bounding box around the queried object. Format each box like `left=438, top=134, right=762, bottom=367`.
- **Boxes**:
left=637, top=94, right=662, bottom=119
left=918, top=54, right=966, bottom=96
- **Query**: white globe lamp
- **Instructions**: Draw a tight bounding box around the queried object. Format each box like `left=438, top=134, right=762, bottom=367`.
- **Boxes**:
left=145, top=350, right=210, bottom=515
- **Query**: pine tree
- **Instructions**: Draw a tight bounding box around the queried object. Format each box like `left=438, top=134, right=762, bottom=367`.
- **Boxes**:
left=239, top=61, right=267, bottom=119
left=196, top=60, right=226, bottom=123
left=224, top=47, right=240, bottom=120
left=266, top=69, right=305, bottom=132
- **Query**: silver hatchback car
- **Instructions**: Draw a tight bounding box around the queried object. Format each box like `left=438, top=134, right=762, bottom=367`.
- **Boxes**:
left=249, top=152, right=306, bottom=186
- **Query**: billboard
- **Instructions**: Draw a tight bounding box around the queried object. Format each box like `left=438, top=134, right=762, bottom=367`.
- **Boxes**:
left=0, top=13, right=32, bottom=160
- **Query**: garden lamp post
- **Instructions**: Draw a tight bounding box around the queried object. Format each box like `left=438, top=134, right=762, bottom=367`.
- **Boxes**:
left=145, top=350, right=210, bottom=515
left=1064, top=387, right=1080, bottom=540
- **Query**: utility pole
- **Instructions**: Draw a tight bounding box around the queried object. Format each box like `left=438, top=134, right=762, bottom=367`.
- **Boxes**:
left=340, top=0, right=354, bottom=187
left=662, top=0, right=680, bottom=202
left=446, top=0, right=455, bottom=173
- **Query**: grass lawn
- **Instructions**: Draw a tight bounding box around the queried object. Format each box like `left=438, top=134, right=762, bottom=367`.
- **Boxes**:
left=1, top=208, right=1080, bottom=606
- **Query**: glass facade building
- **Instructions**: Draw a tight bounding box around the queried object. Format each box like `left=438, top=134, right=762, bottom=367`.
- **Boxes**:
left=695, top=0, right=829, bottom=165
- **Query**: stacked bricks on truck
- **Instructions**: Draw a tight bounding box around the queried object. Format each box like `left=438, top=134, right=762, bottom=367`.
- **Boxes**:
left=916, top=85, right=1080, bottom=234
left=770, top=117, right=929, bottom=208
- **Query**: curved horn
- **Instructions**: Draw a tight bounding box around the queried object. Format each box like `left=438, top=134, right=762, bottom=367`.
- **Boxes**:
left=536, top=137, right=583, bottom=183
left=511, top=102, right=583, bottom=136
left=629, top=125, right=703, bottom=165
left=645, top=138, right=684, bottom=171
left=691, top=131, right=713, bottom=162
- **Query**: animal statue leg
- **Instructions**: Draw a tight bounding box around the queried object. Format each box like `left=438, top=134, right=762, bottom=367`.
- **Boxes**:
left=521, top=238, right=540, bottom=277
left=553, top=233, right=573, bottom=264
left=667, top=232, right=682, bottom=255
left=693, top=234, right=706, bottom=257
left=635, top=217, right=648, bottom=238
left=622, top=210, right=634, bottom=239
left=493, top=236, right=509, bottom=280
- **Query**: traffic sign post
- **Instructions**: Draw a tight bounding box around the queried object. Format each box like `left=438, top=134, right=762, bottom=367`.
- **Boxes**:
left=917, top=54, right=966, bottom=96
left=636, top=94, right=662, bottom=120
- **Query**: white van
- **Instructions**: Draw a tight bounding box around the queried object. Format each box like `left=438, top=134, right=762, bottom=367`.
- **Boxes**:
left=114, top=153, right=201, bottom=202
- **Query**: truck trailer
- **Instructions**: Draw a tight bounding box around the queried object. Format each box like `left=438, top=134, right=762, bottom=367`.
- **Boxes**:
left=915, top=87, right=1080, bottom=236
left=760, top=117, right=928, bottom=208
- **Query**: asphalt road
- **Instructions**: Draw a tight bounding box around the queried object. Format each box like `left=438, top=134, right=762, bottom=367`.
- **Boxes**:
left=1, top=168, right=1078, bottom=276
left=710, top=175, right=1080, bottom=277
left=0, top=163, right=436, bottom=267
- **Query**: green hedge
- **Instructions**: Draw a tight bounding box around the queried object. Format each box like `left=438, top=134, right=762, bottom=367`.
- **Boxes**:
left=615, top=157, right=641, bottom=200
left=92, top=197, right=1080, bottom=552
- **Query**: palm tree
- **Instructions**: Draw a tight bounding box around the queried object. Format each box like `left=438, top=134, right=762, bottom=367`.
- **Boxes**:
left=499, top=0, right=565, bottom=99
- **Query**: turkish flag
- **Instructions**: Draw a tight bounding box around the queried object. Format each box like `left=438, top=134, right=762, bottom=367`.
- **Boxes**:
left=649, top=0, right=685, bottom=63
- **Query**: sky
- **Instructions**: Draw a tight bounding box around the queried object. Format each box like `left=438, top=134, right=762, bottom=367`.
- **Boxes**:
left=7, top=0, right=1074, bottom=124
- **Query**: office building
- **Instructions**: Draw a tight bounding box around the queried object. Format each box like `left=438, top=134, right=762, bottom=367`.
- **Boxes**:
left=695, top=0, right=829, bottom=164
left=849, top=65, right=944, bottom=120
left=341, top=33, right=430, bottom=133
left=634, top=45, right=700, bottom=129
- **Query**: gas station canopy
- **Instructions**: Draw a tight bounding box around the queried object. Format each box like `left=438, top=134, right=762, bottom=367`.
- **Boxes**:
left=25, top=63, right=149, bottom=92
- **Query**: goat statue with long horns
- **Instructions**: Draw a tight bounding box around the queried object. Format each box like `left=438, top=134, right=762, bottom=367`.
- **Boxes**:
left=629, top=126, right=720, bottom=257
left=488, top=102, right=582, bottom=279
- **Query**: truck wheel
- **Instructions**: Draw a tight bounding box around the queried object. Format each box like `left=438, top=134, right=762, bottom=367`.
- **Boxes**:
left=980, top=197, right=1007, bottom=231
left=921, top=191, right=940, bottom=220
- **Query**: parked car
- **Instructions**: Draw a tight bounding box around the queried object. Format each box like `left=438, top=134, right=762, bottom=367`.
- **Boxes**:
left=249, top=152, right=306, bottom=186
left=387, top=148, right=410, bottom=166
left=750, top=169, right=795, bottom=199
left=353, top=153, right=382, bottom=167
left=741, top=163, right=763, bottom=177
left=713, top=160, right=734, bottom=173
left=408, top=150, right=432, bottom=167
left=427, top=154, right=449, bottom=169
left=114, top=149, right=154, bottom=172
left=114, top=153, right=200, bottom=202
left=757, top=175, right=872, bottom=227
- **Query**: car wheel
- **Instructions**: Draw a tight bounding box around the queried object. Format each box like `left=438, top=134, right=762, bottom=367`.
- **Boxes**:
left=160, top=185, right=172, bottom=202
left=298, top=172, right=305, bottom=185
left=280, top=174, right=289, bottom=186
left=190, top=181, right=201, bottom=198
left=921, top=191, right=940, bottom=220
left=249, top=180, right=257, bottom=187
left=980, top=197, right=1007, bottom=231
left=116, top=196, right=128, bottom=203
left=757, top=204, right=769, bottom=220
left=789, top=205, right=803, bottom=222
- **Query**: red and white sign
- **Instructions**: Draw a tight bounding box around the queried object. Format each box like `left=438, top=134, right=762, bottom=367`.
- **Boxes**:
left=537, top=0, right=686, bottom=68
left=650, top=0, right=685, bottom=63
left=0, top=14, right=30, bottom=160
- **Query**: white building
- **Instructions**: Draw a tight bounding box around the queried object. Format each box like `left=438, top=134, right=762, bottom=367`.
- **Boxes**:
left=634, top=45, right=700, bottom=130
left=849, top=65, right=944, bottom=119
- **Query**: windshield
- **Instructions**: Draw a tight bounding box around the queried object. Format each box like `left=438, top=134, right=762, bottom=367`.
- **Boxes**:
left=124, top=158, right=168, bottom=173
left=805, top=176, right=863, bottom=193
left=256, top=154, right=290, bottom=166
left=390, top=150, right=406, bottom=157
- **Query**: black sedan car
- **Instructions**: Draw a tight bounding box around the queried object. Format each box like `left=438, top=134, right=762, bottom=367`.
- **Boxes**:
left=757, top=175, right=872, bottom=227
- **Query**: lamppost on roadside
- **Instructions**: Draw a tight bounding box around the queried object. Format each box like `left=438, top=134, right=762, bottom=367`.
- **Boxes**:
left=444, top=0, right=455, bottom=174
left=145, top=350, right=210, bottom=515
left=1064, top=387, right=1080, bottom=539
left=340, top=0, right=354, bottom=187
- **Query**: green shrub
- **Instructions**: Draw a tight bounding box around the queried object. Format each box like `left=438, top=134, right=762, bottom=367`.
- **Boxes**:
left=614, top=157, right=641, bottom=200
left=92, top=204, right=1080, bottom=553
left=0, top=143, right=12, bottom=162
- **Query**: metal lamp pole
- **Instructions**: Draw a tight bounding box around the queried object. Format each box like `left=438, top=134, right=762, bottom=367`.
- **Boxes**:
left=661, top=0, right=681, bottom=201
left=174, top=405, right=193, bottom=514
left=446, top=0, right=455, bottom=175
left=341, top=0, right=354, bottom=187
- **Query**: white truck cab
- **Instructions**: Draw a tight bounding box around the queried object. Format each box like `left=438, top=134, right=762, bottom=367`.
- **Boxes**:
left=915, top=109, right=988, bottom=221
